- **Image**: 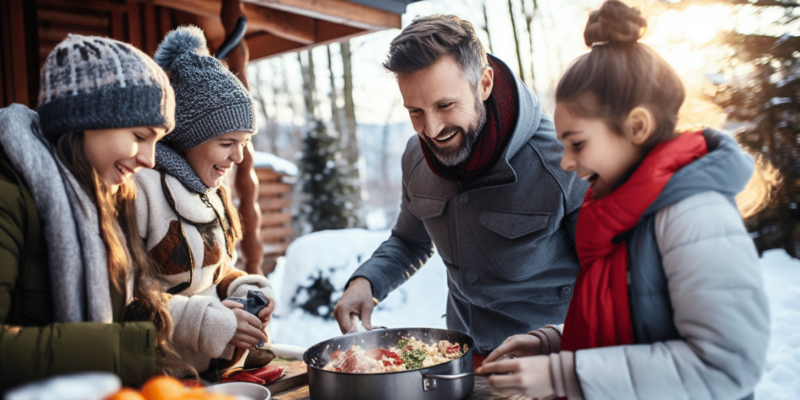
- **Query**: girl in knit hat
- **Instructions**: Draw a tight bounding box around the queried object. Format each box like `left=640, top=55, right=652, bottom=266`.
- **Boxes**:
left=0, top=34, right=176, bottom=390
left=135, top=25, right=275, bottom=377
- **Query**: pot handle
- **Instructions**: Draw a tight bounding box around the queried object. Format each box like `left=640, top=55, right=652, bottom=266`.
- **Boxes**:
left=423, top=372, right=481, bottom=380
left=421, top=353, right=515, bottom=391
left=421, top=372, right=479, bottom=392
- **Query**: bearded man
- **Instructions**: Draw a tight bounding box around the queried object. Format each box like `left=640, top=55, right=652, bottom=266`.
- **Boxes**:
left=334, top=15, right=588, bottom=356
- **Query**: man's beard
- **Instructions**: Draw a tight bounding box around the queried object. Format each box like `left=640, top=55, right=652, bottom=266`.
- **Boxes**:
left=422, top=97, right=487, bottom=167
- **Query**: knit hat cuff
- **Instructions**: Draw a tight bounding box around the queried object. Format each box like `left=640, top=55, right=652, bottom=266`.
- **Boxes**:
left=168, top=102, right=255, bottom=152
left=37, top=84, right=174, bottom=142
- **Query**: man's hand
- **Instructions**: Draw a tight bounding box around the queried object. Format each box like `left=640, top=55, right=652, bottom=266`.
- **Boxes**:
left=222, top=299, right=269, bottom=348
left=476, top=355, right=555, bottom=399
left=333, top=277, right=375, bottom=333
left=483, top=334, right=542, bottom=363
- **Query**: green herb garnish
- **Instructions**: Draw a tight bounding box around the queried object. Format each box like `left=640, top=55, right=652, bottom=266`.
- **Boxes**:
left=397, top=338, right=409, bottom=349
left=401, top=349, right=426, bottom=370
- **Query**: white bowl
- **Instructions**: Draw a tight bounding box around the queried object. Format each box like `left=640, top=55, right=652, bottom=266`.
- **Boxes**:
left=206, top=382, right=271, bottom=400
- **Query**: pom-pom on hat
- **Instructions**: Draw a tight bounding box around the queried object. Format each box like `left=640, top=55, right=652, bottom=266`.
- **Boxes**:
left=154, top=25, right=255, bottom=153
left=36, top=34, right=175, bottom=142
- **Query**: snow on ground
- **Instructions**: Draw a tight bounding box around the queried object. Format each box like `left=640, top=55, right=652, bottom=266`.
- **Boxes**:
left=268, top=229, right=800, bottom=399
left=755, top=249, right=800, bottom=399
left=268, top=229, right=447, bottom=347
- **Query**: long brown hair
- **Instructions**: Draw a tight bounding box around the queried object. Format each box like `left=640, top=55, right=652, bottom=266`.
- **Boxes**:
left=218, top=184, right=242, bottom=257
left=556, top=0, right=778, bottom=219
left=56, top=131, right=179, bottom=366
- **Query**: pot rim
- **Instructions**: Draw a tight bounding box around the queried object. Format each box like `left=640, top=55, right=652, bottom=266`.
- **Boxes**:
left=303, top=326, right=475, bottom=375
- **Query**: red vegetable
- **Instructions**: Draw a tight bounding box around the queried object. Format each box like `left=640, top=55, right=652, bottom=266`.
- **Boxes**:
left=222, top=371, right=265, bottom=384
left=252, top=365, right=286, bottom=384
left=365, top=348, right=404, bottom=366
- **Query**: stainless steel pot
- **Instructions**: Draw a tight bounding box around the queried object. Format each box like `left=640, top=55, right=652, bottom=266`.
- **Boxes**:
left=302, top=327, right=475, bottom=400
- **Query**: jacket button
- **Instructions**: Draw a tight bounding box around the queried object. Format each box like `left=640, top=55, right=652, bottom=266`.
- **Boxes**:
left=459, top=195, right=469, bottom=205
left=562, top=286, right=572, bottom=295
left=466, top=275, right=477, bottom=284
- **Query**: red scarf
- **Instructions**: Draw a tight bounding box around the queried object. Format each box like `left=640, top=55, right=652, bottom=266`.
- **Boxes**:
left=561, top=131, right=708, bottom=351
left=421, top=57, right=518, bottom=182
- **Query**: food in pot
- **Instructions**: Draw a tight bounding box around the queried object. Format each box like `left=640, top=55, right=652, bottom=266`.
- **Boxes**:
left=322, top=336, right=467, bottom=373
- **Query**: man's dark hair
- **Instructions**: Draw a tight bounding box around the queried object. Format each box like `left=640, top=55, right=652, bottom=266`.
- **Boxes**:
left=383, top=14, right=488, bottom=88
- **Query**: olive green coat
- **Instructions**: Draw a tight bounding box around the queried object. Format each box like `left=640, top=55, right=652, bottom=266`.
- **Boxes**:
left=0, top=150, right=157, bottom=392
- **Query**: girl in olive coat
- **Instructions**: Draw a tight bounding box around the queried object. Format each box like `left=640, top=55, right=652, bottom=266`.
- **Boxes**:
left=0, top=34, right=175, bottom=391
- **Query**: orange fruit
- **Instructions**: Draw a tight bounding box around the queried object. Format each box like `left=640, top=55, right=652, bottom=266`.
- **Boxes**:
left=105, top=388, right=146, bottom=400
left=140, top=376, right=187, bottom=400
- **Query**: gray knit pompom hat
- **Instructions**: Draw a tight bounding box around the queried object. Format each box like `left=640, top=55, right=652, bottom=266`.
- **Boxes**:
left=37, top=34, right=175, bottom=142
left=154, top=25, right=256, bottom=153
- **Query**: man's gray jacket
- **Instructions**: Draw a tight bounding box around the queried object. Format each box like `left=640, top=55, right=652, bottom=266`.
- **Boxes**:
left=351, top=56, right=589, bottom=354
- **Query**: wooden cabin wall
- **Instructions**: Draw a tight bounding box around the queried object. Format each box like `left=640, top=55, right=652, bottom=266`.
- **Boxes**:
left=1, top=0, right=41, bottom=108
left=256, top=167, right=294, bottom=274
left=1, top=0, right=178, bottom=109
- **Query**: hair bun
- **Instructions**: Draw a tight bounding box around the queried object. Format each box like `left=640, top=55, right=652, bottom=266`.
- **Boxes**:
left=154, top=25, right=210, bottom=72
left=584, top=0, right=646, bottom=47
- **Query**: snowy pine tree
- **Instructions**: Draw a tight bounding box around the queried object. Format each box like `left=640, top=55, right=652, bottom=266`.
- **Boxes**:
left=693, top=1, right=800, bottom=257
left=297, top=121, right=360, bottom=233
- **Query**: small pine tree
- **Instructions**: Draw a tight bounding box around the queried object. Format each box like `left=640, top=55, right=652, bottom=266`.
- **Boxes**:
left=297, top=121, right=360, bottom=233
left=658, top=1, right=799, bottom=257
left=703, top=5, right=800, bottom=257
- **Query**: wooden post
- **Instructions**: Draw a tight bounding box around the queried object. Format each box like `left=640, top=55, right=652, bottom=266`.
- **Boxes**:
left=127, top=1, right=142, bottom=49
left=221, top=0, right=264, bottom=275
left=2, top=0, right=30, bottom=107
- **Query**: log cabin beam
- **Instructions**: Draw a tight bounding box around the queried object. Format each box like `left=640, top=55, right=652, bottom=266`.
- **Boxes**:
left=246, top=33, right=302, bottom=60
left=135, top=0, right=315, bottom=45
left=245, top=0, right=401, bottom=30
left=36, top=0, right=128, bottom=12
left=37, top=9, right=110, bottom=28
left=242, top=2, right=314, bottom=44
left=247, top=21, right=368, bottom=61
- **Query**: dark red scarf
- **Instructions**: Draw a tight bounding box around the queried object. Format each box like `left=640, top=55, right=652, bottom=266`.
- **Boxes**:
left=421, top=57, right=518, bottom=182
left=561, top=131, right=708, bottom=351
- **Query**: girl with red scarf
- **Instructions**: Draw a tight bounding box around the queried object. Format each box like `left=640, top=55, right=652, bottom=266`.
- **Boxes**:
left=476, top=2, right=772, bottom=399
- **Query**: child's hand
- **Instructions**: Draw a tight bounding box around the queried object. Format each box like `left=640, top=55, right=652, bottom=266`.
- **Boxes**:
left=475, top=355, right=554, bottom=399
left=222, top=299, right=268, bottom=349
left=256, top=293, right=275, bottom=327
left=483, top=334, right=542, bottom=363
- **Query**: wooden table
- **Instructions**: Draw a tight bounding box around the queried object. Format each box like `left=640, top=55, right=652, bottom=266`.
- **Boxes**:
left=271, top=375, right=517, bottom=400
